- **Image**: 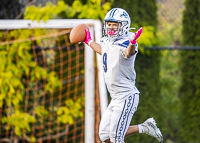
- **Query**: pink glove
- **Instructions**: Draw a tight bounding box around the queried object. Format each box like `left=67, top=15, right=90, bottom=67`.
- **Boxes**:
left=130, top=27, right=143, bottom=44
left=84, top=28, right=93, bottom=46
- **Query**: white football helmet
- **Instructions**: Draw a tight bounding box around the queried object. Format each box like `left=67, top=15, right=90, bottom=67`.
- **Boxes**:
left=103, top=8, right=131, bottom=39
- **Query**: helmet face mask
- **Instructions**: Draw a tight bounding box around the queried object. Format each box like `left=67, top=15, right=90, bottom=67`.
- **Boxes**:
left=104, top=21, right=121, bottom=37
left=103, top=8, right=131, bottom=40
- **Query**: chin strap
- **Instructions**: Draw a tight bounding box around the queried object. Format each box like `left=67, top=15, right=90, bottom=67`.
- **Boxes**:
left=130, top=27, right=143, bottom=45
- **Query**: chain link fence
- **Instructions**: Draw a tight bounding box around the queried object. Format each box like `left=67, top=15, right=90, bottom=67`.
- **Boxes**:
left=157, top=0, right=185, bottom=46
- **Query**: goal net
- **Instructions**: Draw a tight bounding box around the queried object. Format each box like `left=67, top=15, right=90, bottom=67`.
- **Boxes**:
left=0, top=19, right=107, bottom=143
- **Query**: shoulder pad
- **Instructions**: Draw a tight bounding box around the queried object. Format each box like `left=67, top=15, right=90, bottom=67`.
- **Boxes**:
left=100, top=37, right=109, bottom=43
left=113, top=37, right=130, bottom=48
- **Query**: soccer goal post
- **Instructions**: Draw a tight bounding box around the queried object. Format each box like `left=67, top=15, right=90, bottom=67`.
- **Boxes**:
left=0, top=19, right=107, bottom=143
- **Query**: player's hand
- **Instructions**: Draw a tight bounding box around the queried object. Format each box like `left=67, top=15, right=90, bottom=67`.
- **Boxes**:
left=84, top=28, right=93, bottom=46
left=130, top=27, right=143, bottom=45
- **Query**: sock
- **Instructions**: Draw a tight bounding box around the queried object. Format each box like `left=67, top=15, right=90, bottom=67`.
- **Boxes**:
left=138, top=124, right=149, bottom=134
left=138, top=124, right=144, bottom=133
left=142, top=125, right=149, bottom=133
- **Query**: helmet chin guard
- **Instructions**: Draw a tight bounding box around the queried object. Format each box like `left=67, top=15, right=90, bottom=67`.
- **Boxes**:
left=103, top=8, right=131, bottom=40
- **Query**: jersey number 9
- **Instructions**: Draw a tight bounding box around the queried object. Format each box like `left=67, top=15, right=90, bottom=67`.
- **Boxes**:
left=103, top=53, right=107, bottom=72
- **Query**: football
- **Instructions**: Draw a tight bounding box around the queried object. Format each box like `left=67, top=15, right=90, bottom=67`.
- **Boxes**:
left=70, top=24, right=89, bottom=44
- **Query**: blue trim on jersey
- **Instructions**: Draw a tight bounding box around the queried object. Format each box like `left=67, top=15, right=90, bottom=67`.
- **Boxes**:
left=114, top=37, right=124, bottom=42
left=122, top=40, right=130, bottom=47
left=114, top=37, right=129, bottom=43
left=116, top=43, right=128, bottom=48
left=113, top=39, right=130, bottom=48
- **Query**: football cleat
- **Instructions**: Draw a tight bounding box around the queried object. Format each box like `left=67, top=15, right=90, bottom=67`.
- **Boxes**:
left=142, top=117, right=163, bottom=142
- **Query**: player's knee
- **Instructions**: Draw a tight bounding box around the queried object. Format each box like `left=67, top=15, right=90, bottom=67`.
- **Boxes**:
left=109, top=131, right=124, bottom=143
left=109, top=132, right=116, bottom=143
left=99, top=131, right=109, bottom=142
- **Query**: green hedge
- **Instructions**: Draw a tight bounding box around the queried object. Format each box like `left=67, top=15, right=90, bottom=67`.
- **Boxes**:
left=178, top=50, right=200, bottom=142
left=182, top=0, right=200, bottom=45
left=179, top=0, right=200, bottom=142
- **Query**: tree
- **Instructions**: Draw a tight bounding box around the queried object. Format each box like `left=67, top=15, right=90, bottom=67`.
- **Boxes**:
left=182, top=0, right=200, bottom=45
left=24, top=0, right=112, bottom=21
left=179, top=0, right=200, bottom=142
left=111, top=0, right=157, bottom=29
left=0, top=0, right=22, bottom=19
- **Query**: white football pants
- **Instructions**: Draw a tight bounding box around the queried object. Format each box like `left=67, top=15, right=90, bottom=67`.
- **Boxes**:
left=99, top=93, right=139, bottom=143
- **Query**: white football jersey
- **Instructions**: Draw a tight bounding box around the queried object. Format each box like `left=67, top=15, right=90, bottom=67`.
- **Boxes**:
left=100, top=32, right=140, bottom=100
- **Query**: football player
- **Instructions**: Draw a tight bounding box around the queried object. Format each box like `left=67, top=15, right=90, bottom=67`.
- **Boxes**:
left=84, top=8, right=163, bottom=143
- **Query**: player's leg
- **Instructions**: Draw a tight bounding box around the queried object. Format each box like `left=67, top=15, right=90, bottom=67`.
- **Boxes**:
left=103, top=120, right=163, bottom=143
left=137, top=117, right=163, bottom=142
left=99, top=94, right=163, bottom=143
left=124, top=125, right=139, bottom=136
left=107, top=94, right=162, bottom=142
left=124, top=118, right=163, bottom=142
left=121, top=118, right=163, bottom=142
left=102, top=125, right=138, bottom=142
left=122, top=118, right=163, bottom=142
left=109, top=93, right=139, bottom=143
left=103, top=124, right=139, bottom=142
left=99, top=100, right=114, bottom=142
